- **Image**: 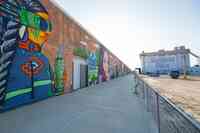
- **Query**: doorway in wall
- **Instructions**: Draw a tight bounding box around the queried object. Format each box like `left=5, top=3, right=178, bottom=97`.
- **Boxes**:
left=73, top=57, right=88, bottom=90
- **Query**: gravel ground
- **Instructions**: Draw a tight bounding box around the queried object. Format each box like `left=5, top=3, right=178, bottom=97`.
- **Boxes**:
left=140, top=74, right=200, bottom=122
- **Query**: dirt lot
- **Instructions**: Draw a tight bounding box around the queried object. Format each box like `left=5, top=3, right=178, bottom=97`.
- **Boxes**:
left=140, top=75, right=200, bottom=122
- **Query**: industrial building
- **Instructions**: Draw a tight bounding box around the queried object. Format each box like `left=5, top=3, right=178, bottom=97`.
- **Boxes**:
left=189, top=65, right=200, bottom=76
left=0, top=0, right=130, bottom=110
left=140, top=46, right=190, bottom=74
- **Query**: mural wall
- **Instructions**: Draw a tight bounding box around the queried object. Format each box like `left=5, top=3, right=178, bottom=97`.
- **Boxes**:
left=54, top=44, right=65, bottom=95
left=0, top=0, right=54, bottom=110
left=87, top=43, right=100, bottom=85
left=0, top=0, right=130, bottom=110
left=100, top=48, right=109, bottom=81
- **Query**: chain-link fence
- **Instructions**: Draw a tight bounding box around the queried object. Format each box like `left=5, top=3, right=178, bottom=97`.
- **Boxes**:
left=133, top=72, right=200, bottom=133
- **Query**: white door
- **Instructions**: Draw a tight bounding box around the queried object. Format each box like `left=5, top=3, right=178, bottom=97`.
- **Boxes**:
left=73, top=57, right=87, bottom=90
left=73, top=62, right=80, bottom=90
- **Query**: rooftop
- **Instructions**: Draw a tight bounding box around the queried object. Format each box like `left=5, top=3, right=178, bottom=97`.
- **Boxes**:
left=140, top=46, right=190, bottom=57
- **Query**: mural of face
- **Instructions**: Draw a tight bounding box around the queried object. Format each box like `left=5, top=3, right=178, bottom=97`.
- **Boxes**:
left=0, top=0, right=54, bottom=110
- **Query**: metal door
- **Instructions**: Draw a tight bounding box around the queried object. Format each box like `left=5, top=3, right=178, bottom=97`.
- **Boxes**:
left=80, top=64, right=88, bottom=88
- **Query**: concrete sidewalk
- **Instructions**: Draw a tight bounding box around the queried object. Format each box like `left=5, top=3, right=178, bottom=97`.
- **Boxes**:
left=0, top=74, right=158, bottom=133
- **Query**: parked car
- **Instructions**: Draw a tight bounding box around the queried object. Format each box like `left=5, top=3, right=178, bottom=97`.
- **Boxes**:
left=170, top=70, right=180, bottom=79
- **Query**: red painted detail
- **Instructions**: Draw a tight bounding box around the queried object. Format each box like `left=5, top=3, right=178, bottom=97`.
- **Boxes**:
left=19, top=41, right=41, bottom=52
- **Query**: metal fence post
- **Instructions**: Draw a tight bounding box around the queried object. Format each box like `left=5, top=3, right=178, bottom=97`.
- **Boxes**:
left=142, top=81, right=145, bottom=99
left=156, top=93, right=161, bottom=133
left=144, top=84, right=147, bottom=108
left=146, top=86, right=150, bottom=112
left=134, top=75, right=138, bottom=95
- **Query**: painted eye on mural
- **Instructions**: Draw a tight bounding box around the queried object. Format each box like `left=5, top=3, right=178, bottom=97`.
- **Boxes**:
left=21, top=56, right=44, bottom=77
left=31, top=61, right=39, bottom=69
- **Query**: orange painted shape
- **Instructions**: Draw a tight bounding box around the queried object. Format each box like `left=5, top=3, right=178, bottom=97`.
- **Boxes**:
left=28, top=28, right=48, bottom=45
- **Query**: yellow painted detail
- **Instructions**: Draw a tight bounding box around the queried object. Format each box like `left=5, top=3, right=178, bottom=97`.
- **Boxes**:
left=37, top=12, right=49, bottom=20
left=28, top=28, right=48, bottom=45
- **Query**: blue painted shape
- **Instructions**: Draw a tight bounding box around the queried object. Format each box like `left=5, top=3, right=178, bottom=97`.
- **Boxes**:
left=33, top=85, right=51, bottom=100
left=3, top=93, right=32, bottom=110
left=7, top=49, right=32, bottom=92
left=88, top=53, right=97, bottom=69
left=4, top=48, right=53, bottom=110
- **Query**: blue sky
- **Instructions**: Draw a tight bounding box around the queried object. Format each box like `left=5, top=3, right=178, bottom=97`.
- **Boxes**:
left=54, top=0, right=200, bottom=69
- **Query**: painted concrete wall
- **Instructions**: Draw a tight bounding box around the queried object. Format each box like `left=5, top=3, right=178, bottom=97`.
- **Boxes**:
left=0, top=0, right=130, bottom=110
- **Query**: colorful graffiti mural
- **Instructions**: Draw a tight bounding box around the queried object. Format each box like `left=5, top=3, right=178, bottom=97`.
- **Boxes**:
left=88, top=50, right=100, bottom=85
left=74, top=44, right=100, bottom=85
left=54, top=45, right=64, bottom=95
left=0, top=0, right=53, bottom=110
left=109, top=55, right=120, bottom=79
left=86, top=42, right=100, bottom=85
left=101, top=49, right=109, bottom=81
